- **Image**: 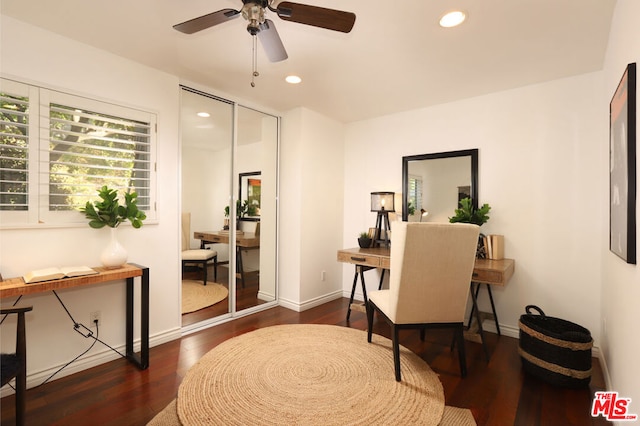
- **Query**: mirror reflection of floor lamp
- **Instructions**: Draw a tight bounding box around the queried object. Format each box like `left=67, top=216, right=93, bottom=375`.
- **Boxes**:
left=371, top=192, right=395, bottom=248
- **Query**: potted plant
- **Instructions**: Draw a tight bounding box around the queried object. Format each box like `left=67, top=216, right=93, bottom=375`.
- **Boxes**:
left=80, top=186, right=146, bottom=268
left=224, top=200, right=249, bottom=230
left=449, top=197, right=491, bottom=258
left=448, top=197, right=490, bottom=226
left=358, top=231, right=372, bottom=248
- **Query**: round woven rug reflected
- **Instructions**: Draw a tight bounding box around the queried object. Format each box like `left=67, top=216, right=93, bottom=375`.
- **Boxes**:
left=177, top=324, right=445, bottom=425
left=181, top=280, right=228, bottom=314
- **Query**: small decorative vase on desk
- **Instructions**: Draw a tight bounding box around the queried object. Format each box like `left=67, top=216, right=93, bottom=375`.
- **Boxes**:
left=101, top=227, right=128, bottom=269
left=80, top=185, right=146, bottom=269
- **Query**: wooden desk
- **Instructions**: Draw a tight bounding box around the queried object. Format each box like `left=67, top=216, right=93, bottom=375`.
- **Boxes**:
left=194, top=231, right=260, bottom=287
left=337, top=248, right=515, bottom=358
left=194, top=231, right=260, bottom=248
left=0, top=263, right=150, bottom=370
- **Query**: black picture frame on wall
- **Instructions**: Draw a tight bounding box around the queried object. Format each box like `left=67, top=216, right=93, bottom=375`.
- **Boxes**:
left=610, top=62, right=637, bottom=264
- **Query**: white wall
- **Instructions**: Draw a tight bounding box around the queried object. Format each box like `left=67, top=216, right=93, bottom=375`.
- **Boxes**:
left=343, top=72, right=605, bottom=347
left=279, top=108, right=345, bottom=310
left=0, top=16, right=182, bottom=383
left=601, top=0, right=640, bottom=409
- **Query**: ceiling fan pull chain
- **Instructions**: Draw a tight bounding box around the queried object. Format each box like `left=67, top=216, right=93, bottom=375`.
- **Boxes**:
left=251, top=35, right=259, bottom=87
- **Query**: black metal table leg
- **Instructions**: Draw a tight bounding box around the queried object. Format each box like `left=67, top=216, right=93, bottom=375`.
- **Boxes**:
left=378, top=269, right=386, bottom=290
left=347, top=267, right=359, bottom=321
left=237, top=247, right=246, bottom=288
left=467, top=282, right=481, bottom=329
left=346, top=265, right=375, bottom=321
left=486, top=284, right=500, bottom=335
left=470, top=282, right=490, bottom=362
left=126, top=265, right=149, bottom=370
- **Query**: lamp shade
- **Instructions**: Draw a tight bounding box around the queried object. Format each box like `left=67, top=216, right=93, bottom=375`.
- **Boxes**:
left=371, top=192, right=395, bottom=212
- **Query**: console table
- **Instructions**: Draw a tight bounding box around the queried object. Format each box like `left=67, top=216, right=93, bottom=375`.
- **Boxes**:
left=0, top=263, right=150, bottom=370
left=337, top=247, right=515, bottom=358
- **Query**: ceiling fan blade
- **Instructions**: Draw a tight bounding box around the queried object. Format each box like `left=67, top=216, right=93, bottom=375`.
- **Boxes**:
left=173, top=9, right=240, bottom=34
left=276, top=2, right=356, bottom=33
left=258, top=19, right=288, bottom=62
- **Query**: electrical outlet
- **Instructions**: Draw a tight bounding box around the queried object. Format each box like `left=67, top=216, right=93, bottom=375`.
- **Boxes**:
left=321, top=270, right=326, bottom=281
left=90, top=311, right=101, bottom=327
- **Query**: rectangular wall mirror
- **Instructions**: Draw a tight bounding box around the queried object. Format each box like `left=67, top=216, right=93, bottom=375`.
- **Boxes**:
left=402, top=149, right=478, bottom=222
left=239, top=171, right=261, bottom=220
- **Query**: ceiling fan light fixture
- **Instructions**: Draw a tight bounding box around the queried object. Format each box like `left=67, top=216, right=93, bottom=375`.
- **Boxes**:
left=439, top=10, right=466, bottom=28
left=285, top=75, right=302, bottom=84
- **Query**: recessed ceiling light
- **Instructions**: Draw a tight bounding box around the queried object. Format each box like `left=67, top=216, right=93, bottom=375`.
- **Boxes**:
left=439, top=10, right=466, bottom=28
left=285, top=75, right=302, bottom=84
left=197, top=112, right=210, bottom=118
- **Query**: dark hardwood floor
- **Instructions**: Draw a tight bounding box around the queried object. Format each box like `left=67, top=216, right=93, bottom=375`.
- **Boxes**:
left=181, top=265, right=267, bottom=327
left=1, top=298, right=609, bottom=426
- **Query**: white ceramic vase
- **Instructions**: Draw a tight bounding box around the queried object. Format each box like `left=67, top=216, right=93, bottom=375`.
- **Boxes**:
left=101, top=227, right=128, bottom=269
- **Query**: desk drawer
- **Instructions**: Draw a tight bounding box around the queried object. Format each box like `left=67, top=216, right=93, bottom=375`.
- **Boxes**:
left=472, top=269, right=503, bottom=285
left=194, top=232, right=224, bottom=243
left=337, top=252, right=381, bottom=268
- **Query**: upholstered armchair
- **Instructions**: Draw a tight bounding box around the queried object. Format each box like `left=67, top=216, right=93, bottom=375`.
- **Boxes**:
left=366, top=222, right=479, bottom=381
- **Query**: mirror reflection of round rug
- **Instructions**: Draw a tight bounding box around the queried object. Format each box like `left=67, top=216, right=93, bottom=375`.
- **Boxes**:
left=177, top=324, right=445, bottom=425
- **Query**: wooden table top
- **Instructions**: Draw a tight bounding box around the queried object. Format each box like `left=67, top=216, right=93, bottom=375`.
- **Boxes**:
left=0, top=263, right=144, bottom=299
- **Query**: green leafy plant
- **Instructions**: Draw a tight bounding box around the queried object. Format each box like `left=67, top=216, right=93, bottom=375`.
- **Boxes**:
left=225, top=200, right=251, bottom=218
left=359, top=231, right=371, bottom=239
left=449, top=197, right=491, bottom=226
left=80, top=186, right=146, bottom=229
left=407, top=200, right=416, bottom=216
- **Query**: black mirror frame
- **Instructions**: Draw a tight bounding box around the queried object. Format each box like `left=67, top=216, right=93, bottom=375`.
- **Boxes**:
left=401, top=149, right=479, bottom=221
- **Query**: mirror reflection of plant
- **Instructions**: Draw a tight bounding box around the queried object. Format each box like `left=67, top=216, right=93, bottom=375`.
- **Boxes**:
left=407, top=200, right=416, bottom=216
left=448, top=197, right=491, bottom=226
left=225, top=200, right=256, bottom=218
left=80, top=185, right=146, bottom=229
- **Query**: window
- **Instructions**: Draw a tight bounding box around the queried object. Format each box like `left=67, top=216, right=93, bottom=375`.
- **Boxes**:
left=408, top=174, right=423, bottom=215
left=0, top=79, right=156, bottom=227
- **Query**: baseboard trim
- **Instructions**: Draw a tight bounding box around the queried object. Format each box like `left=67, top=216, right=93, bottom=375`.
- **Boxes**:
left=279, top=291, right=343, bottom=312
left=2, top=327, right=182, bottom=398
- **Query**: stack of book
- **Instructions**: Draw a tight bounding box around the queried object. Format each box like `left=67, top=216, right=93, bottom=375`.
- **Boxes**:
left=483, top=234, right=504, bottom=260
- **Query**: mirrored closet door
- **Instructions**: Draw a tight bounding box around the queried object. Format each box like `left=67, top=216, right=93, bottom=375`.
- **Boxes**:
left=180, top=87, right=278, bottom=329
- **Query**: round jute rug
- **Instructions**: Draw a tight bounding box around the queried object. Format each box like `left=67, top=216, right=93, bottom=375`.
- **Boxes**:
left=181, top=280, right=228, bottom=314
left=177, top=324, right=445, bottom=425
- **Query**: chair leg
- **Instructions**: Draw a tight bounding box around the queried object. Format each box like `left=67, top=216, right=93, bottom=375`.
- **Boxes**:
left=392, top=325, right=401, bottom=382
left=366, top=301, right=374, bottom=343
left=213, top=255, right=218, bottom=282
left=202, top=260, right=207, bottom=285
left=456, top=324, right=467, bottom=378
left=16, top=364, right=26, bottom=426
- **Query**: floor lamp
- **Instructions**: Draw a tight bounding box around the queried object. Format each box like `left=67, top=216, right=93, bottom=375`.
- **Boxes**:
left=371, top=192, right=395, bottom=248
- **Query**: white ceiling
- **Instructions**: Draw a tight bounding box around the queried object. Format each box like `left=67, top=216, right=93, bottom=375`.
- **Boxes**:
left=1, top=0, right=616, bottom=123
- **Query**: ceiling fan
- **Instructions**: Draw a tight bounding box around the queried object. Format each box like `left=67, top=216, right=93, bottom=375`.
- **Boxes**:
left=173, top=0, right=356, bottom=64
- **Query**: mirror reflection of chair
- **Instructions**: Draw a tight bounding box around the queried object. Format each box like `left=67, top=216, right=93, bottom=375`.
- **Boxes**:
left=366, top=222, right=480, bottom=381
left=181, top=212, right=217, bottom=285
left=1, top=304, right=33, bottom=426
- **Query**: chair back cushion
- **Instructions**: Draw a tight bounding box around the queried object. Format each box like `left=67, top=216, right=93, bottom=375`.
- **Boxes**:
left=181, top=212, right=191, bottom=252
left=387, top=222, right=479, bottom=324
